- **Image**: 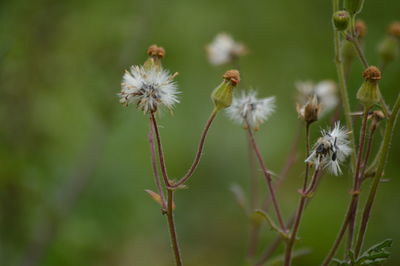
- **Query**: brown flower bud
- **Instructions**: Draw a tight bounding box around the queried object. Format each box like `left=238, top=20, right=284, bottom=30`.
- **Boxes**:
left=223, top=69, right=241, bottom=86
left=362, top=66, right=381, bottom=81
left=147, top=44, right=166, bottom=58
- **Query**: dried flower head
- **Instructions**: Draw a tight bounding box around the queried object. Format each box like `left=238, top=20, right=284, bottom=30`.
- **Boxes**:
left=297, top=95, right=320, bottom=124
left=306, top=122, right=351, bottom=175
left=119, top=65, right=179, bottom=113
left=296, top=80, right=339, bottom=117
left=227, top=90, right=276, bottom=129
left=206, top=33, right=246, bottom=65
left=147, top=44, right=166, bottom=58
left=363, top=66, right=381, bottom=81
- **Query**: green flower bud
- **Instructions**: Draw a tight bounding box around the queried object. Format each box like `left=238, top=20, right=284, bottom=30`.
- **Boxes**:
left=211, top=70, right=240, bottom=111
left=344, top=0, right=365, bottom=15
left=332, top=10, right=350, bottom=31
left=378, top=36, right=399, bottom=66
left=357, top=66, right=382, bottom=107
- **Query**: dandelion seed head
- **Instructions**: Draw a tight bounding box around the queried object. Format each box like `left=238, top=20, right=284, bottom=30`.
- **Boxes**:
left=227, top=91, right=275, bottom=129
left=206, top=33, right=246, bottom=66
left=119, top=65, right=179, bottom=113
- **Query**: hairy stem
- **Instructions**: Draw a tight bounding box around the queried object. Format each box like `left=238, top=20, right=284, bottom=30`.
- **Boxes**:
left=354, top=93, right=400, bottom=257
left=246, top=124, right=287, bottom=231
left=166, top=189, right=183, bottom=266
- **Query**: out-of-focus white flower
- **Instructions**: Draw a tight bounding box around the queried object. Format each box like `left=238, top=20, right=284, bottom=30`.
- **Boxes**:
left=306, top=121, right=351, bottom=175
left=296, top=80, right=338, bottom=117
left=119, top=65, right=179, bottom=113
left=206, top=33, right=246, bottom=66
left=227, top=91, right=275, bottom=129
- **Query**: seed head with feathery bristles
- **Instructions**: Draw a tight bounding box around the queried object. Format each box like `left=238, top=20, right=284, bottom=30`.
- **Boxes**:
left=206, top=33, right=246, bottom=66
left=119, top=65, right=179, bottom=113
left=227, top=90, right=276, bottom=130
left=306, top=122, right=352, bottom=175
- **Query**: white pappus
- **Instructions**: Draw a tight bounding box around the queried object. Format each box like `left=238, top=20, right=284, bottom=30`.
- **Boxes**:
left=227, top=91, right=276, bottom=129
left=306, top=121, right=352, bottom=175
left=206, top=33, right=246, bottom=66
left=119, top=65, right=179, bottom=113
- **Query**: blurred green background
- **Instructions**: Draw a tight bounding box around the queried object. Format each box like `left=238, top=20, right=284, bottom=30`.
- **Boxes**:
left=1, top=0, right=400, bottom=265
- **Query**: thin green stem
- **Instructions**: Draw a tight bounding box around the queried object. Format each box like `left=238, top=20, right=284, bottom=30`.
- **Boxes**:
left=166, top=189, right=183, bottom=266
left=246, top=124, right=287, bottom=231
left=354, top=93, right=400, bottom=257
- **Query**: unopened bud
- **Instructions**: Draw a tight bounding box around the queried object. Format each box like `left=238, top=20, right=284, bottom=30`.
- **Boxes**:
left=357, top=66, right=382, bottom=107
left=144, top=44, right=165, bottom=69
left=333, top=10, right=350, bottom=31
left=147, top=44, right=165, bottom=58
left=211, top=70, right=240, bottom=111
left=344, top=0, right=365, bottom=15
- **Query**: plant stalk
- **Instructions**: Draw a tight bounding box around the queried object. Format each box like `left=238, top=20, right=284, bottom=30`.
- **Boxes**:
left=166, top=189, right=183, bottom=266
left=354, top=93, right=400, bottom=257
left=171, top=110, right=218, bottom=187
left=246, top=123, right=287, bottom=231
left=322, top=106, right=370, bottom=265
left=284, top=168, right=320, bottom=266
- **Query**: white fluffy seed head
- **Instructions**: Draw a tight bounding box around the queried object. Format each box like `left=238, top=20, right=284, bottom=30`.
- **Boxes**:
left=306, top=121, right=351, bottom=175
left=227, top=90, right=276, bottom=129
left=296, top=80, right=339, bottom=117
left=119, top=65, right=179, bottom=113
left=206, top=33, right=246, bottom=66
